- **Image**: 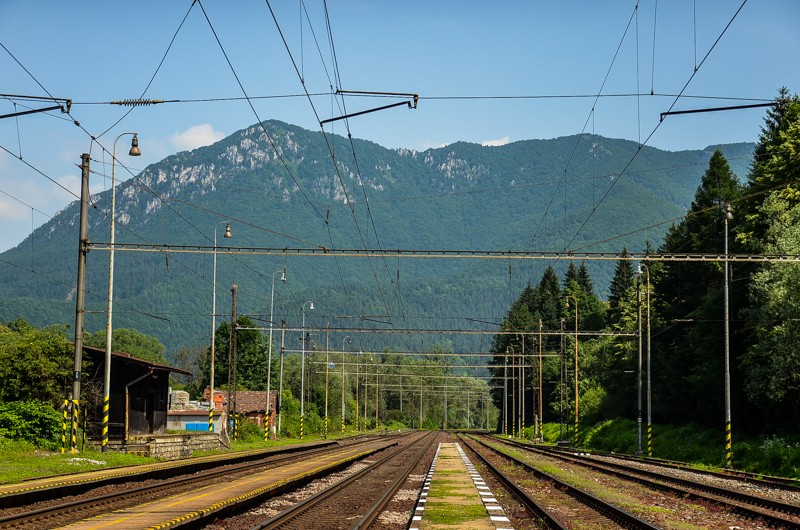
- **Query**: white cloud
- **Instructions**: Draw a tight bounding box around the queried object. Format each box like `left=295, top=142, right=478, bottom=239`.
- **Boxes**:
left=170, top=124, right=225, bottom=152
left=55, top=174, right=104, bottom=201
left=416, top=140, right=451, bottom=151
left=481, top=136, right=510, bottom=147
left=0, top=197, right=30, bottom=221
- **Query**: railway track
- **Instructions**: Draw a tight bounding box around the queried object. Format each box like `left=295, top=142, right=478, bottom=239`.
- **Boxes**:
left=0, top=435, right=397, bottom=529
left=0, top=439, right=340, bottom=510
left=250, top=430, right=439, bottom=529
left=461, top=435, right=659, bottom=529
left=484, top=435, right=800, bottom=529
left=529, top=442, right=800, bottom=492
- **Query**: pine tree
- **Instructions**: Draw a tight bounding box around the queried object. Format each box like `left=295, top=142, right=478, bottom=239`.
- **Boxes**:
left=577, top=261, right=594, bottom=295
left=653, top=150, right=743, bottom=425
left=739, top=89, right=800, bottom=248
left=607, top=248, right=635, bottom=326
left=564, top=262, right=579, bottom=291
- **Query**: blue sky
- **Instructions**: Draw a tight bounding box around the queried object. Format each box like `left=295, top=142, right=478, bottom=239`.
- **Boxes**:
left=1, top=0, right=798, bottom=253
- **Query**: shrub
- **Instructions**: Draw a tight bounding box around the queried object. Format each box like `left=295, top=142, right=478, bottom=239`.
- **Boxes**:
left=235, top=418, right=263, bottom=443
left=0, top=401, right=62, bottom=450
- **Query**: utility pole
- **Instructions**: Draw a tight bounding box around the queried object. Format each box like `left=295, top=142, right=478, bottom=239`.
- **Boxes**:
left=637, top=274, right=643, bottom=454
left=538, top=319, right=543, bottom=442
left=70, top=153, right=91, bottom=453
left=229, top=284, right=238, bottom=439
left=503, top=350, right=509, bottom=436
left=511, top=348, right=516, bottom=436
left=519, top=335, right=525, bottom=437
left=723, top=203, right=734, bottom=467
left=559, top=318, right=565, bottom=442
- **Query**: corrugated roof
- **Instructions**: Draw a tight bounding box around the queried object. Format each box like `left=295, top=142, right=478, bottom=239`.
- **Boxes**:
left=83, top=346, right=192, bottom=376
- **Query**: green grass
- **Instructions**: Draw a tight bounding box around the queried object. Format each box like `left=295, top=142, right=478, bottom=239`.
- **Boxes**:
left=0, top=431, right=374, bottom=484
left=0, top=439, right=152, bottom=484
left=423, top=501, right=488, bottom=525
left=576, top=420, right=800, bottom=479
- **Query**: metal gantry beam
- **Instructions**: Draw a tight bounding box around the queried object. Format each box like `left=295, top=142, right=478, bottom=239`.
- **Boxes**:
left=86, top=242, right=800, bottom=263
left=239, top=326, right=635, bottom=337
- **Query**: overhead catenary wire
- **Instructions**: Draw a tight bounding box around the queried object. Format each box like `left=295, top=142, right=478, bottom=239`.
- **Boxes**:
left=95, top=2, right=195, bottom=139
left=263, top=0, right=409, bottom=341
left=556, top=0, right=750, bottom=258
left=195, top=0, right=326, bottom=224
left=0, top=1, right=775, bottom=361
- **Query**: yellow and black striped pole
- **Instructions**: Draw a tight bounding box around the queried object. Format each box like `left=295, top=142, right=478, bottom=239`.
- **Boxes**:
left=341, top=414, right=344, bottom=435
left=726, top=421, right=732, bottom=467
left=647, top=423, right=653, bottom=457
left=300, top=414, right=304, bottom=438
left=101, top=394, right=109, bottom=452
left=61, top=400, right=68, bottom=454
left=70, top=400, right=79, bottom=453
left=208, top=399, right=215, bottom=433
left=264, top=411, right=270, bottom=442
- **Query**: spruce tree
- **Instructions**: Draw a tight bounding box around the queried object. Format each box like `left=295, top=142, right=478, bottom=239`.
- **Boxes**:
left=653, top=149, right=743, bottom=425
left=607, top=248, right=635, bottom=326
left=577, top=261, right=594, bottom=295
left=739, top=89, right=800, bottom=248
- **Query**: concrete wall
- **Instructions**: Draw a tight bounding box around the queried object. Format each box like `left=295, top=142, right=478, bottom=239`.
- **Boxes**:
left=128, top=433, right=222, bottom=459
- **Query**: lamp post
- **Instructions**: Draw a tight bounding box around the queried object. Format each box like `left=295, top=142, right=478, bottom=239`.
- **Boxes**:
left=102, top=133, right=140, bottom=452
left=636, top=269, right=643, bottom=454
left=209, top=221, right=232, bottom=433
left=300, top=300, right=313, bottom=438
left=723, top=203, right=734, bottom=467
left=637, top=263, right=652, bottom=456
left=341, top=336, right=351, bottom=435
left=264, top=268, right=285, bottom=441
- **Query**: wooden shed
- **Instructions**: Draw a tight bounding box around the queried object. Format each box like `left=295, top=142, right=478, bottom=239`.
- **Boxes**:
left=82, top=346, right=191, bottom=443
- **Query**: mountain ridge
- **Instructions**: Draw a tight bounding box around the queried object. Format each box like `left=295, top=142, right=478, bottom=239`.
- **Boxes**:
left=0, top=120, right=755, bottom=354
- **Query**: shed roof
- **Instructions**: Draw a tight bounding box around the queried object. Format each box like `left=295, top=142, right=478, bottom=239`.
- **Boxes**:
left=221, top=390, right=275, bottom=413
left=83, top=346, right=192, bottom=376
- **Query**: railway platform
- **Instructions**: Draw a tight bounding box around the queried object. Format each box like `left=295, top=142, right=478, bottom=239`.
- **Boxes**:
left=410, top=442, right=513, bottom=530
left=51, top=437, right=394, bottom=529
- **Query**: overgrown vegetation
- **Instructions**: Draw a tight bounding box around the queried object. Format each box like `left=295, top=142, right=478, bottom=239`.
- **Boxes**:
left=575, top=419, right=800, bottom=478
left=0, top=439, right=151, bottom=484
left=490, top=90, right=800, bottom=477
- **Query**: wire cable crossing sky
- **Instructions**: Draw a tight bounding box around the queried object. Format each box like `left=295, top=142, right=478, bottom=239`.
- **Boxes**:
left=1, top=0, right=798, bottom=257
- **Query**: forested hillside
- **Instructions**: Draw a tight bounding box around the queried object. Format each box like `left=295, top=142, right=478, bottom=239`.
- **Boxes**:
left=489, top=90, right=800, bottom=445
left=0, top=120, right=753, bottom=355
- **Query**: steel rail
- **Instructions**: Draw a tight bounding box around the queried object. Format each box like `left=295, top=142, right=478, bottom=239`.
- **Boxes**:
left=457, top=435, right=567, bottom=529
left=470, top=436, right=661, bottom=529
left=530, top=442, right=800, bottom=492
left=501, top=439, right=800, bottom=528
left=352, top=432, right=438, bottom=529
left=0, top=440, right=338, bottom=509
left=0, top=439, right=374, bottom=528
left=252, top=431, right=437, bottom=529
